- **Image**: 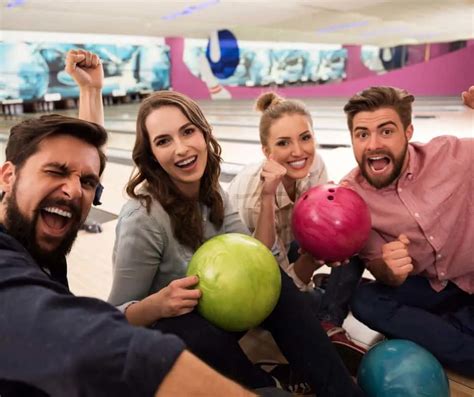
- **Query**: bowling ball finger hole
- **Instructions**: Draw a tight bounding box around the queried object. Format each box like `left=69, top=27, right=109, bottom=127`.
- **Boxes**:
left=328, top=188, right=335, bottom=193
left=303, top=195, right=308, bottom=200
left=327, top=195, right=334, bottom=200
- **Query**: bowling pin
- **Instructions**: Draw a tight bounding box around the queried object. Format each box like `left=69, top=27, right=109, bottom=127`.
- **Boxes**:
left=198, top=32, right=231, bottom=100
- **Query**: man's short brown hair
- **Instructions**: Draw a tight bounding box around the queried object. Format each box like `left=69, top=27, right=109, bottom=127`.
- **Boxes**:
left=343, top=86, right=415, bottom=132
left=6, top=114, right=108, bottom=176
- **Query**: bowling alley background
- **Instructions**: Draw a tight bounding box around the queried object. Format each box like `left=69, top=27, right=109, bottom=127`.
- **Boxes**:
left=1, top=2, right=473, bottom=395
left=1, top=29, right=473, bottom=104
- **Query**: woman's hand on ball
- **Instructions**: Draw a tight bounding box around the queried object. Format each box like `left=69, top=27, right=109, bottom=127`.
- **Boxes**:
left=297, top=247, right=349, bottom=268
left=148, top=276, right=201, bottom=319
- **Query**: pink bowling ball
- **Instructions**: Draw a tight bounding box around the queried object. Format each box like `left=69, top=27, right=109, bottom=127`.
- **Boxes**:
left=292, top=184, right=372, bottom=262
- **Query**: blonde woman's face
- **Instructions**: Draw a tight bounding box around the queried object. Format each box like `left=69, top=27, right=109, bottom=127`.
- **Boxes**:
left=263, top=113, right=315, bottom=181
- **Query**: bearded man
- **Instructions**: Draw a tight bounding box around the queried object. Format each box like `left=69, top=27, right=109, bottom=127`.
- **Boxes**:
left=0, top=114, right=257, bottom=397
left=342, top=86, right=473, bottom=377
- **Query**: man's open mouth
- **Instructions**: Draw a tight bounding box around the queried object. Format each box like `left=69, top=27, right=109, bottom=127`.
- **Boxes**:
left=367, top=155, right=391, bottom=173
left=40, top=206, right=73, bottom=232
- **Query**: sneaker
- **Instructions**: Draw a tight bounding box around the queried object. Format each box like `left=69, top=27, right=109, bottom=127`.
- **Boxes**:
left=80, top=221, right=103, bottom=234
left=321, top=321, right=367, bottom=377
left=262, top=363, right=314, bottom=395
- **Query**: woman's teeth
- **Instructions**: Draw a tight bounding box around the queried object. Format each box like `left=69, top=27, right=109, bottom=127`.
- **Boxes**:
left=176, top=156, right=197, bottom=167
left=288, top=159, right=306, bottom=169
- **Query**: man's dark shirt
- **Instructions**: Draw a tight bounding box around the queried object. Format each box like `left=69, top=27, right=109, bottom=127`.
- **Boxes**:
left=0, top=225, right=185, bottom=396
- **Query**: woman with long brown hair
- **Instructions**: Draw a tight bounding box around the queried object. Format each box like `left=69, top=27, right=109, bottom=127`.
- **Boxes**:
left=69, top=50, right=364, bottom=397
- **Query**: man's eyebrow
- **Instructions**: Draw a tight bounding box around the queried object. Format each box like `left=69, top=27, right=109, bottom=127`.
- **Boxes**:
left=44, top=162, right=100, bottom=185
left=44, top=162, right=69, bottom=171
left=81, top=173, right=100, bottom=185
left=377, top=121, right=397, bottom=129
left=354, top=121, right=397, bottom=132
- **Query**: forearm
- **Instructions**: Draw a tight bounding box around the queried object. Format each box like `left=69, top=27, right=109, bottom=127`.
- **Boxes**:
left=155, top=350, right=255, bottom=397
left=293, top=258, right=323, bottom=284
left=125, top=296, right=163, bottom=327
left=253, top=195, right=276, bottom=250
left=367, top=258, right=405, bottom=286
left=79, top=86, right=104, bottom=125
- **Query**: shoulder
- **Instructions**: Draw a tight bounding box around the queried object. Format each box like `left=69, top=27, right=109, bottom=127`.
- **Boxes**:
left=117, top=198, right=170, bottom=241
left=0, top=233, right=68, bottom=293
left=228, top=162, right=263, bottom=189
left=419, top=135, right=470, bottom=154
left=410, top=135, right=471, bottom=167
left=119, top=197, right=168, bottom=222
left=308, top=153, right=328, bottom=180
left=227, top=162, right=264, bottom=204
left=221, top=188, right=237, bottom=210
left=0, top=231, right=33, bottom=269
left=340, top=166, right=363, bottom=187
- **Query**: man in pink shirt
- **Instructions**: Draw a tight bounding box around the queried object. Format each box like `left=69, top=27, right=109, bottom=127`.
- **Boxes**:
left=342, top=86, right=473, bottom=376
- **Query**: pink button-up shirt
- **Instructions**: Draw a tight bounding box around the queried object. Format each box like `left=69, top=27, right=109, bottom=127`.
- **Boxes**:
left=343, top=136, right=473, bottom=294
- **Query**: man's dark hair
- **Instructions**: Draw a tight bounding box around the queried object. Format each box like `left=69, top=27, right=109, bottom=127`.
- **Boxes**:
left=343, top=86, right=415, bottom=132
left=6, top=114, right=108, bottom=176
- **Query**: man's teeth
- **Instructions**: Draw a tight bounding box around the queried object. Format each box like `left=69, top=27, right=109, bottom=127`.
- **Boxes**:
left=177, top=156, right=196, bottom=166
left=289, top=159, right=305, bottom=167
left=43, top=207, right=72, bottom=218
left=369, top=156, right=386, bottom=161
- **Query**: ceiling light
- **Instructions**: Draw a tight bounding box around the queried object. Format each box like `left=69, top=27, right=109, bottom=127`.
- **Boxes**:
left=6, top=0, right=26, bottom=8
left=161, top=0, right=220, bottom=21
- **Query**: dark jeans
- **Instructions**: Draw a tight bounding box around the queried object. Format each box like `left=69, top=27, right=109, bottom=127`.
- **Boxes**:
left=288, top=241, right=365, bottom=326
left=316, top=256, right=365, bottom=326
left=153, top=269, right=364, bottom=396
left=351, top=275, right=474, bottom=377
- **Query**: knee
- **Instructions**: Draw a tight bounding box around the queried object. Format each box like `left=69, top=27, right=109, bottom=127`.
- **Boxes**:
left=156, top=313, right=237, bottom=355
left=350, top=282, right=385, bottom=324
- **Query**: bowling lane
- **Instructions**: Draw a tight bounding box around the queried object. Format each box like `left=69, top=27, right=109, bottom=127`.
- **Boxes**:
left=105, top=120, right=351, bottom=148
left=104, top=130, right=356, bottom=189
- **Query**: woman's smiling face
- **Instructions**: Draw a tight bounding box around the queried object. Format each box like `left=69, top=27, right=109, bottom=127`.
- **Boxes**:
left=263, top=113, right=316, bottom=183
left=146, top=106, right=208, bottom=197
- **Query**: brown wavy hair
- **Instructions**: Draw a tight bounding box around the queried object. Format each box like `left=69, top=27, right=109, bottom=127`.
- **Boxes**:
left=126, top=91, right=224, bottom=250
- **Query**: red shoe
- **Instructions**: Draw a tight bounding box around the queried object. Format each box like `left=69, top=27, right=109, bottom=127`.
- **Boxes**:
left=321, top=321, right=367, bottom=377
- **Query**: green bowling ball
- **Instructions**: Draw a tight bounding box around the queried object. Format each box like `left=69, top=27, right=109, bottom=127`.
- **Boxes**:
left=186, top=233, right=281, bottom=332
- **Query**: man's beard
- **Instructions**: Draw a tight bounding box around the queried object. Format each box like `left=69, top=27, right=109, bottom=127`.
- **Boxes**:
left=358, top=142, right=408, bottom=189
left=4, top=186, right=82, bottom=269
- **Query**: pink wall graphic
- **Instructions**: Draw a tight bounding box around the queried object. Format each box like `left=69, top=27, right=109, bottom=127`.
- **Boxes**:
left=165, top=37, right=211, bottom=99
left=168, top=37, right=474, bottom=99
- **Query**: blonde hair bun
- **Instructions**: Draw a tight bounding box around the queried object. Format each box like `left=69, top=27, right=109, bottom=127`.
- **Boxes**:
left=255, top=92, right=285, bottom=113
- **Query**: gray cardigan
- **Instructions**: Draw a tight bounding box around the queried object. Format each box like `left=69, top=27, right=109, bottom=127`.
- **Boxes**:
left=108, top=190, right=250, bottom=306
